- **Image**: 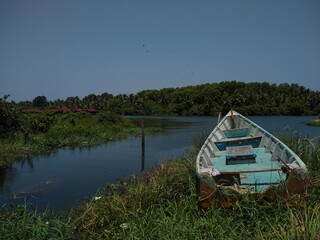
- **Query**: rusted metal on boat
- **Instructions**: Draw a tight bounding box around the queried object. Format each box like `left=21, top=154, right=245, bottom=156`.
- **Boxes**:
left=196, top=110, right=308, bottom=209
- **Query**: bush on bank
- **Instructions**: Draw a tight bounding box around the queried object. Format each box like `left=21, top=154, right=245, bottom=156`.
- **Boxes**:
left=0, top=110, right=145, bottom=168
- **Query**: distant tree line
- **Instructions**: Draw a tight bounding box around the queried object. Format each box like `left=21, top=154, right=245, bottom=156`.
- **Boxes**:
left=13, top=81, right=320, bottom=116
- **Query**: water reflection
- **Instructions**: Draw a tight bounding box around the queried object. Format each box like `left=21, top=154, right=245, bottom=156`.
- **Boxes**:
left=0, top=167, right=17, bottom=193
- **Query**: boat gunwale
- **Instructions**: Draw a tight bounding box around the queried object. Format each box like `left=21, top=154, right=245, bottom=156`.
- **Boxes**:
left=196, top=111, right=307, bottom=177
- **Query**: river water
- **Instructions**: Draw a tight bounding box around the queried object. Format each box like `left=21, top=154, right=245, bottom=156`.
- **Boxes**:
left=0, top=115, right=319, bottom=211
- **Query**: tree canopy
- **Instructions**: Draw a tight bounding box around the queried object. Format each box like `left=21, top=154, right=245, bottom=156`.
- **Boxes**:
left=16, top=81, right=320, bottom=116
left=32, top=96, right=48, bottom=108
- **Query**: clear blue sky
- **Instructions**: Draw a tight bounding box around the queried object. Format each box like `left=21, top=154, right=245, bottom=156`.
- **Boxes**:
left=1, top=0, right=319, bottom=102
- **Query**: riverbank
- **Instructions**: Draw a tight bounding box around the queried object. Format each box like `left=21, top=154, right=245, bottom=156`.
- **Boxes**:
left=1, top=137, right=319, bottom=239
left=0, top=112, right=159, bottom=168
left=306, top=120, right=320, bottom=127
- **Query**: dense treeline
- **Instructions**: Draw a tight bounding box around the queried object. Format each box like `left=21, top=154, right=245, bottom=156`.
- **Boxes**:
left=10, top=81, right=320, bottom=116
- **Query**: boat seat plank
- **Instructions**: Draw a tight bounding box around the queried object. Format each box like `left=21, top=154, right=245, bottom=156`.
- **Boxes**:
left=211, top=147, right=280, bottom=172
left=214, top=136, right=262, bottom=151
left=218, top=135, right=258, bottom=142
left=223, top=128, right=249, bottom=138
left=226, top=145, right=256, bottom=165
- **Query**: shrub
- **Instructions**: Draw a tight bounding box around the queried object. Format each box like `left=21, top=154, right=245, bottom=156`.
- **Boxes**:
left=28, top=113, right=56, bottom=133
left=97, top=111, right=121, bottom=124
left=0, top=95, right=22, bottom=138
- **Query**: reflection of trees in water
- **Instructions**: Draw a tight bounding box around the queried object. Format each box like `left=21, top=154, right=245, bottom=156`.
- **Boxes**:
left=0, top=146, right=96, bottom=195
left=126, top=117, right=199, bottom=130
left=0, top=152, right=57, bottom=194
left=70, top=145, right=94, bottom=152
left=0, top=157, right=36, bottom=193
left=16, top=156, right=34, bottom=169
left=0, top=166, right=18, bottom=193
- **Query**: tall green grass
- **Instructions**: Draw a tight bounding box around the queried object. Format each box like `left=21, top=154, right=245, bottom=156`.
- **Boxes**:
left=0, top=205, right=74, bottom=240
left=1, top=136, right=319, bottom=239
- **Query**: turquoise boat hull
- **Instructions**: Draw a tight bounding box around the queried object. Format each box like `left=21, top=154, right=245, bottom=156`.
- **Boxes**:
left=196, top=110, right=308, bottom=209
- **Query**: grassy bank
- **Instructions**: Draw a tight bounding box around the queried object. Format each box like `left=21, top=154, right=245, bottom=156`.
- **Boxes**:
left=306, top=120, right=320, bottom=127
left=1, top=136, right=319, bottom=239
left=0, top=112, right=158, bottom=168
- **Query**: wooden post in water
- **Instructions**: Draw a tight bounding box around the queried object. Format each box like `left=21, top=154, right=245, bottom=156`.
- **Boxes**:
left=141, top=118, right=145, bottom=171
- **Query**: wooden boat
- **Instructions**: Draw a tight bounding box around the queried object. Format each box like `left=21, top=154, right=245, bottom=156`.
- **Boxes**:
left=196, top=110, right=308, bottom=209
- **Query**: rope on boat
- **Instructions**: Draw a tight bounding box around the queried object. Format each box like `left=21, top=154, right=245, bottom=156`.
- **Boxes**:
left=199, top=188, right=218, bottom=201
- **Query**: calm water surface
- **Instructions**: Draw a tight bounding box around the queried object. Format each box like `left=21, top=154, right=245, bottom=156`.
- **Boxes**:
left=0, top=116, right=319, bottom=211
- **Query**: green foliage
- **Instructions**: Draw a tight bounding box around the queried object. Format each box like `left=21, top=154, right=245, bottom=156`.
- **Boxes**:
left=32, top=96, right=48, bottom=108
left=28, top=113, right=56, bottom=133
left=91, top=81, right=320, bottom=116
left=64, top=96, right=80, bottom=108
left=0, top=205, right=74, bottom=240
left=14, top=81, right=320, bottom=116
left=0, top=95, right=22, bottom=138
left=0, top=113, right=145, bottom=167
left=97, top=111, right=122, bottom=124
